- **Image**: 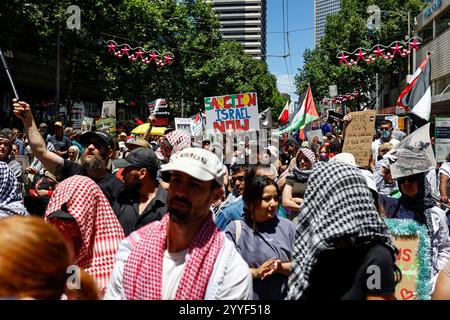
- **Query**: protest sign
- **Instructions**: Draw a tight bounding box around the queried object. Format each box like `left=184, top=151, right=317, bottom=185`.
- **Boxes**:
left=148, top=98, right=170, bottom=126
left=386, top=219, right=432, bottom=300
left=175, top=118, right=193, bottom=135
left=306, top=129, right=323, bottom=147
left=96, top=118, right=116, bottom=136
left=204, top=92, right=260, bottom=133
left=393, top=236, right=419, bottom=300
left=101, top=101, right=116, bottom=119
left=81, top=116, right=94, bottom=133
left=435, top=117, right=450, bottom=162
left=342, top=110, right=376, bottom=167
left=327, top=110, right=344, bottom=123
left=388, top=123, right=436, bottom=179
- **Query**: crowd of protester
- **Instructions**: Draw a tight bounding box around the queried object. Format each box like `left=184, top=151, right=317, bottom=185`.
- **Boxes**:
left=0, top=99, right=449, bottom=300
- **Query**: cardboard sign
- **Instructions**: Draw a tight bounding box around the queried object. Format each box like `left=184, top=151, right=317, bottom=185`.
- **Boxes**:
left=393, top=236, right=419, bottom=300
left=81, top=117, right=94, bottom=133
left=435, top=117, right=450, bottom=162
left=101, top=101, right=116, bottom=119
left=342, top=110, right=376, bottom=167
left=95, top=118, right=116, bottom=136
left=204, top=92, right=260, bottom=133
left=174, top=118, right=193, bottom=135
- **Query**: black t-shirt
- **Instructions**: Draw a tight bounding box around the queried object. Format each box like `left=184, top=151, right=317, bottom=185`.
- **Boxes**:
left=302, top=243, right=396, bottom=300
left=61, top=160, right=124, bottom=206
left=112, top=186, right=167, bottom=236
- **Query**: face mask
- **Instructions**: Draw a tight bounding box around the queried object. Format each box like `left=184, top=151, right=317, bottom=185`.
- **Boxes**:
left=381, top=130, right=391, bottom=140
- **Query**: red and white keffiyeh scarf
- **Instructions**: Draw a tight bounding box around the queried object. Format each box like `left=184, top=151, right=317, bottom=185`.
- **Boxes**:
left=45, top=175, right=125, bottom=290
left=123, top=214, right=224, bottom=300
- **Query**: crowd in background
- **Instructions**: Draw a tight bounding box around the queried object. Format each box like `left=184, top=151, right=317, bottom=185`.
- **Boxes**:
left=0, top=99, right=448, bottom=300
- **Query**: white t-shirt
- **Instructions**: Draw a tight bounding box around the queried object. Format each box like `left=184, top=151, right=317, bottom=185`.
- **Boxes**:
left=104, top=233, right=253, bottom=300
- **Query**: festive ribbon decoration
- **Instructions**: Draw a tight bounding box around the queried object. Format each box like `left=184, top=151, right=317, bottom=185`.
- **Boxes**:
left=106, top=40, right=175, bottom=67
left=337, top=37, right=422, bottom=67
left=323, top=90, right=360, bottom=105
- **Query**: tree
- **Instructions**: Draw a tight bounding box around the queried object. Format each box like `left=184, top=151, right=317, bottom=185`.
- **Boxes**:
left=295, top=0, right=425, bottom=111
left=1, top=0, right=285, bottom=123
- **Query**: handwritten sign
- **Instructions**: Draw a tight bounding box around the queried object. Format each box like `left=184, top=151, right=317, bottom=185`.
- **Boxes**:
left=385, top=218, right=431, bottom=300
left=342, top=110, right=376, bottom=167
left=204, top=92, right=260, bottom=133
left=393, top=236, right=419, bottom=300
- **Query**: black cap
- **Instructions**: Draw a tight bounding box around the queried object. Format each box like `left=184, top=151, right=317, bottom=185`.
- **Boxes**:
left=80, top=131, right=114, bottom=150
left=113, top=147, right=158, bottom=172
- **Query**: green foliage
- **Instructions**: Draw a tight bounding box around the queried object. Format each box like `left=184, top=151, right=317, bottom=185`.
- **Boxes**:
left=0, top=0, right=284, bottom=119
left=295, top=0, right=426, bottom=111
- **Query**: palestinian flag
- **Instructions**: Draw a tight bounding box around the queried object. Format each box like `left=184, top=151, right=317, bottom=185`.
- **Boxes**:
left=279, top=85, right=318, bottom=133
left=397, top=54, right=431, bottom=130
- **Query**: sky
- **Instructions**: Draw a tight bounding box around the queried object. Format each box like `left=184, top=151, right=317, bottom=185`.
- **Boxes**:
left=266, top=0, right=315, bottom=103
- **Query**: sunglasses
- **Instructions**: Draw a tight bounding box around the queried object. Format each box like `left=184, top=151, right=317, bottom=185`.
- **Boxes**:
left=397, top=175, right=419, bottom=184
left=379, top=128, right=391, bottom=132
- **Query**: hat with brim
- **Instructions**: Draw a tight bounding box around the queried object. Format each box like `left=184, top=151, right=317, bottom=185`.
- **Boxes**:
left=54, top=121, right=63, bottom=127
left=80, top=131, right=113, bottom=150
left=125, top=138, right=151, bottom=149
left=161, top=148, right=225, bottom=185
left=113, top=147, right=158, bottom=171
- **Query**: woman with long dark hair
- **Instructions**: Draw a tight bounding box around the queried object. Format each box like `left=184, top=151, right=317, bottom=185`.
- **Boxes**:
left=225, top=174, right=294, bottom=300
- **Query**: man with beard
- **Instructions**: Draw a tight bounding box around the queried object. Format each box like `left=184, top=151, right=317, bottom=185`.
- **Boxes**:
left=12, top=99, right=123, bottom=207
left=112, top=147, right=167, bottom=236
left=105, top=148, right=252, bottom=300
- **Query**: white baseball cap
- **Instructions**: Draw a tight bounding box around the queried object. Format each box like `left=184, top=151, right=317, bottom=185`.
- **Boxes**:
left=161, top=147, right=226, bottom=186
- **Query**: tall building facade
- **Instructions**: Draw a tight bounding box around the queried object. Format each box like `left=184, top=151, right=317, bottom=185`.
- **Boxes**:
left=314, top=0, right=340, bottom=47
left=415, top=0, right=450, bottom=115
left=208, top=0, right=267, bottom=61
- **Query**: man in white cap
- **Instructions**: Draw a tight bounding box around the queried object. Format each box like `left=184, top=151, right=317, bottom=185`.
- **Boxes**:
left=105, top=148, right=252, bottom=300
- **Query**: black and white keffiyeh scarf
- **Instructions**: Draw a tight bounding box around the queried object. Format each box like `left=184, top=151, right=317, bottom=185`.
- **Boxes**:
left=0, top=162, right=28, bottom=218
left=287, top=162, right=395, bottom=300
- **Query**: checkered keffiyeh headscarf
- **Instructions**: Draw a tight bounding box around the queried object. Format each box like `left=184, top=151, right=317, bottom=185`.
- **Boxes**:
left=123, top=214, right=224, bottom=300
left=159, top=130, right=191, bottom=161
left=45, top=175, right=124, bottom=290
left=0, top=162, right=28, bottom=217
left=287, top=162, right=395, bottom=300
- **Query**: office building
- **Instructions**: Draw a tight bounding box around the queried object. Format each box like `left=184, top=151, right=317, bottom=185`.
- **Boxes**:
left=314, top=0, right=340, bottom=47
left=209, top=0, right=267, bottom=61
